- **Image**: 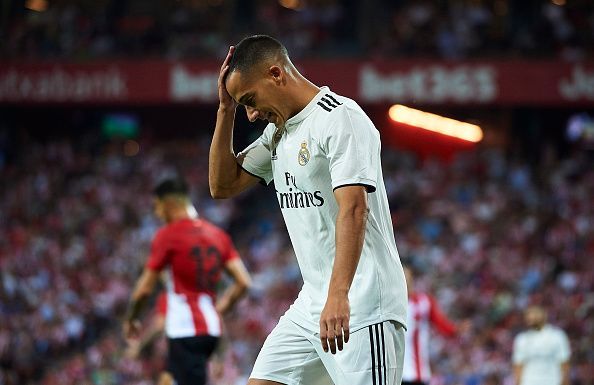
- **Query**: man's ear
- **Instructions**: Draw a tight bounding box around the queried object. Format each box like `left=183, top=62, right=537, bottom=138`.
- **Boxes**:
left=269, top=65, right=282, bottom=84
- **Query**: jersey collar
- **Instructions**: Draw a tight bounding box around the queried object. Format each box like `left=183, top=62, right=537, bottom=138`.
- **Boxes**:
left=284, top=86, right=330, bottom=130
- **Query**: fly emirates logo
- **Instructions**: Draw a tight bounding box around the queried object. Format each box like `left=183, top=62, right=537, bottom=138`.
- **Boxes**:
left=276, top=172, right=324, bottom=209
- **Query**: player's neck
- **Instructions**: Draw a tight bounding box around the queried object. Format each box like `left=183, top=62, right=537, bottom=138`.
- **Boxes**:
left=166, top=207, right=194, bottom=223
left=286, top=76, right=320, bottom=119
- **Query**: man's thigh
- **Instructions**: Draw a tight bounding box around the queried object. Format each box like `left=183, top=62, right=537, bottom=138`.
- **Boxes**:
left=250, top=318, right=404, bottom=385
left=167, top=335, right=219, bottom=385
left=250, top=316, right=333, bottom=385
left=315, top=321, right=405, bottom=385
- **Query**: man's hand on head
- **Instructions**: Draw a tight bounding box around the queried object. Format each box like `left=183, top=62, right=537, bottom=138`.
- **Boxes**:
left=218, top=46, right=238, bottom=112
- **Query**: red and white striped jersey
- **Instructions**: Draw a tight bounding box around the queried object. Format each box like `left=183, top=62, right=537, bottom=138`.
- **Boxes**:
left=146, top=218, right=239, bottom=339
left=402, top=292, right=457, bottom=383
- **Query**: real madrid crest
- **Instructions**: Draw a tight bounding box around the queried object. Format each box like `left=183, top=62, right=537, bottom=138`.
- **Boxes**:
left=298, top=141, right=310, bottom=166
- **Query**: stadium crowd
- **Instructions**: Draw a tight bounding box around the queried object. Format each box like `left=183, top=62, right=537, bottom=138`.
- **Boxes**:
left=2, top=0, right=594, bottom=60
left=1, top=123, right=593, bottom=385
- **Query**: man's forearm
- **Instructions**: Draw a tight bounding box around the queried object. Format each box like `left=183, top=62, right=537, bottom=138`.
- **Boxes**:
left=125, top=295, right=149, bottom=322
left=328, top=203, right=368, bottom=295
left=513, top=364, right=523, bottom=385
left=561, top=362, right=570, bottom=385
left=216, top=282, right=248, bottom=315
left=209, top=107, right=239, bottom=198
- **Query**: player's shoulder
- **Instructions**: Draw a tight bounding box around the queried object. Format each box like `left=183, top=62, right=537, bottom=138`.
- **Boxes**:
left=315, top=91, right=375, bottom=132
left=514, top=329, right=530, bottom=343
left=197, top=218, right=231, bottom=239
left=314, top=90, right=362, bottom=117
left=418, top=292, right=435, bottom=308
left=545, top=324, right=568, bottom=337
left=154, top=224, right=172, bottom=239
left=261, top=122, right=277, bottom=141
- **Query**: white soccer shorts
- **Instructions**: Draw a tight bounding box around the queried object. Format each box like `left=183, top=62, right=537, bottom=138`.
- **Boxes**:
left=250, top=315, right=404, bottom=385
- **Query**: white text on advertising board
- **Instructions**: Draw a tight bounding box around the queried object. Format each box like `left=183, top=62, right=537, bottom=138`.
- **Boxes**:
left=559, top=66, right=594, bottom=101
left=0, top=67, right=127, bottom=102
left=170, top=65, right=218, bottom=101
left=360, top=65, right=497, bottom=104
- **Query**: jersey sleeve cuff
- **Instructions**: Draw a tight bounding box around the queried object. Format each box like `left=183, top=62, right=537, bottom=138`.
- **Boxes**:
left=239, top=164, right=272, bottom=186
left=145, top=262, right=164, bottom=272
left=332, top=178, right=376, bottom=193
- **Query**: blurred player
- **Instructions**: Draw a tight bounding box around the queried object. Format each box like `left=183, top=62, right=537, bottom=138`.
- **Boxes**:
left=124, top=178, right=252, bottom=385
left=209, top=35, right=407, bottom=385
left=402, top=266, right=467, bottom=385
left=512, top=306, right=570, bottom=385
left=125, top=292, right=174, bottom=385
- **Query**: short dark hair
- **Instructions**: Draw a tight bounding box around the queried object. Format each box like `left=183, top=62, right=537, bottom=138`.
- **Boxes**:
left=227, top=35, right=288, bottom=77
left=153, top=178, right=189, bottom=199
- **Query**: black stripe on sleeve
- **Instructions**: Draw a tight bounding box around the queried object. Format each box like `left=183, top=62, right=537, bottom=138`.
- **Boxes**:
left=381, top=323, right=387, bottom=385
left=375, top=324, right=383, bottom=385
left=317, top=101, right=332, bottom=112
left=239, top=164, right=268, bottom=186
left=332, top=183, right=376, bottom=193
left=321, top=97, right=338, bottom=108
left=369, top=326, right=377, bottom=385
left=325, top=94, right=343, bottom=105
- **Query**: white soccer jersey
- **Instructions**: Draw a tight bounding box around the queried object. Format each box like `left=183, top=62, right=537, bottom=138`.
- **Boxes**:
left=512, top=324, right=570, bottom=385
left=239, top=87, right=407, bottom=333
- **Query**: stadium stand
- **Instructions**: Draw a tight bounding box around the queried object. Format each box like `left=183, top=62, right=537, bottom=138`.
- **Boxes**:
left=1, top=0, right=593, bottom=60
left=1, top=123, right=592, bottom=384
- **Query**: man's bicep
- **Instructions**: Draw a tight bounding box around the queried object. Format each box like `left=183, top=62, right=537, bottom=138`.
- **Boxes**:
left=237, top=135, right=274, bottom=186
left=236, top=165, right=263, bottom=191
left=146, top=230, right=170, bottom=271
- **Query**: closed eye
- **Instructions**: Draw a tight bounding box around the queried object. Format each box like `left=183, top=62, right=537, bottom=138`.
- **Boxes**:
left=239, top=93, right=256, bottom=107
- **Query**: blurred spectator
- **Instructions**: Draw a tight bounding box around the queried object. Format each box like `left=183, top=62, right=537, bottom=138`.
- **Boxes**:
left=1, top=0, right=593, bottom=60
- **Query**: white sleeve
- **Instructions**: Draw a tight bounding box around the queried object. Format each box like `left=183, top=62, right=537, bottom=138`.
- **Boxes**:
left=512, top=334, right=526, bottom=364
left=557, top=330, right=571, bottom=362
left=321, top=105, right=379, bottom=193
left=237, top=125, right=274, bottom=185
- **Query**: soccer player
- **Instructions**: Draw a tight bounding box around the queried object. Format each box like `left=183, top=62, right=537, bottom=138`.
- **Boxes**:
left=209, top=35, right=408, bottom=385
left=124, top=178, right=252, bottom=385
left=512, top=306, right=570, bottom=385
left=401, top=266, right=464, bottom=385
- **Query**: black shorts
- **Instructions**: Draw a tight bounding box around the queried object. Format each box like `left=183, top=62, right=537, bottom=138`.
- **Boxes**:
left=402, top=381, right=427, bottom=385
left=167, top=335, right=219, bottom=385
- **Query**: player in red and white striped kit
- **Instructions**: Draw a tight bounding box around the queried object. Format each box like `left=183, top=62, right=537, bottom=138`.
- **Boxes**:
left=124, top=178, right=252, bottom=385
left=402, top=266, right=463, bottom=385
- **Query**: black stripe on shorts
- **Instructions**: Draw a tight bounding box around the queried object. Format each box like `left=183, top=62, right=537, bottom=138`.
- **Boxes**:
left=369, top=323, right=386, bottom=385
left=369, top=325, right=377, bottom=385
